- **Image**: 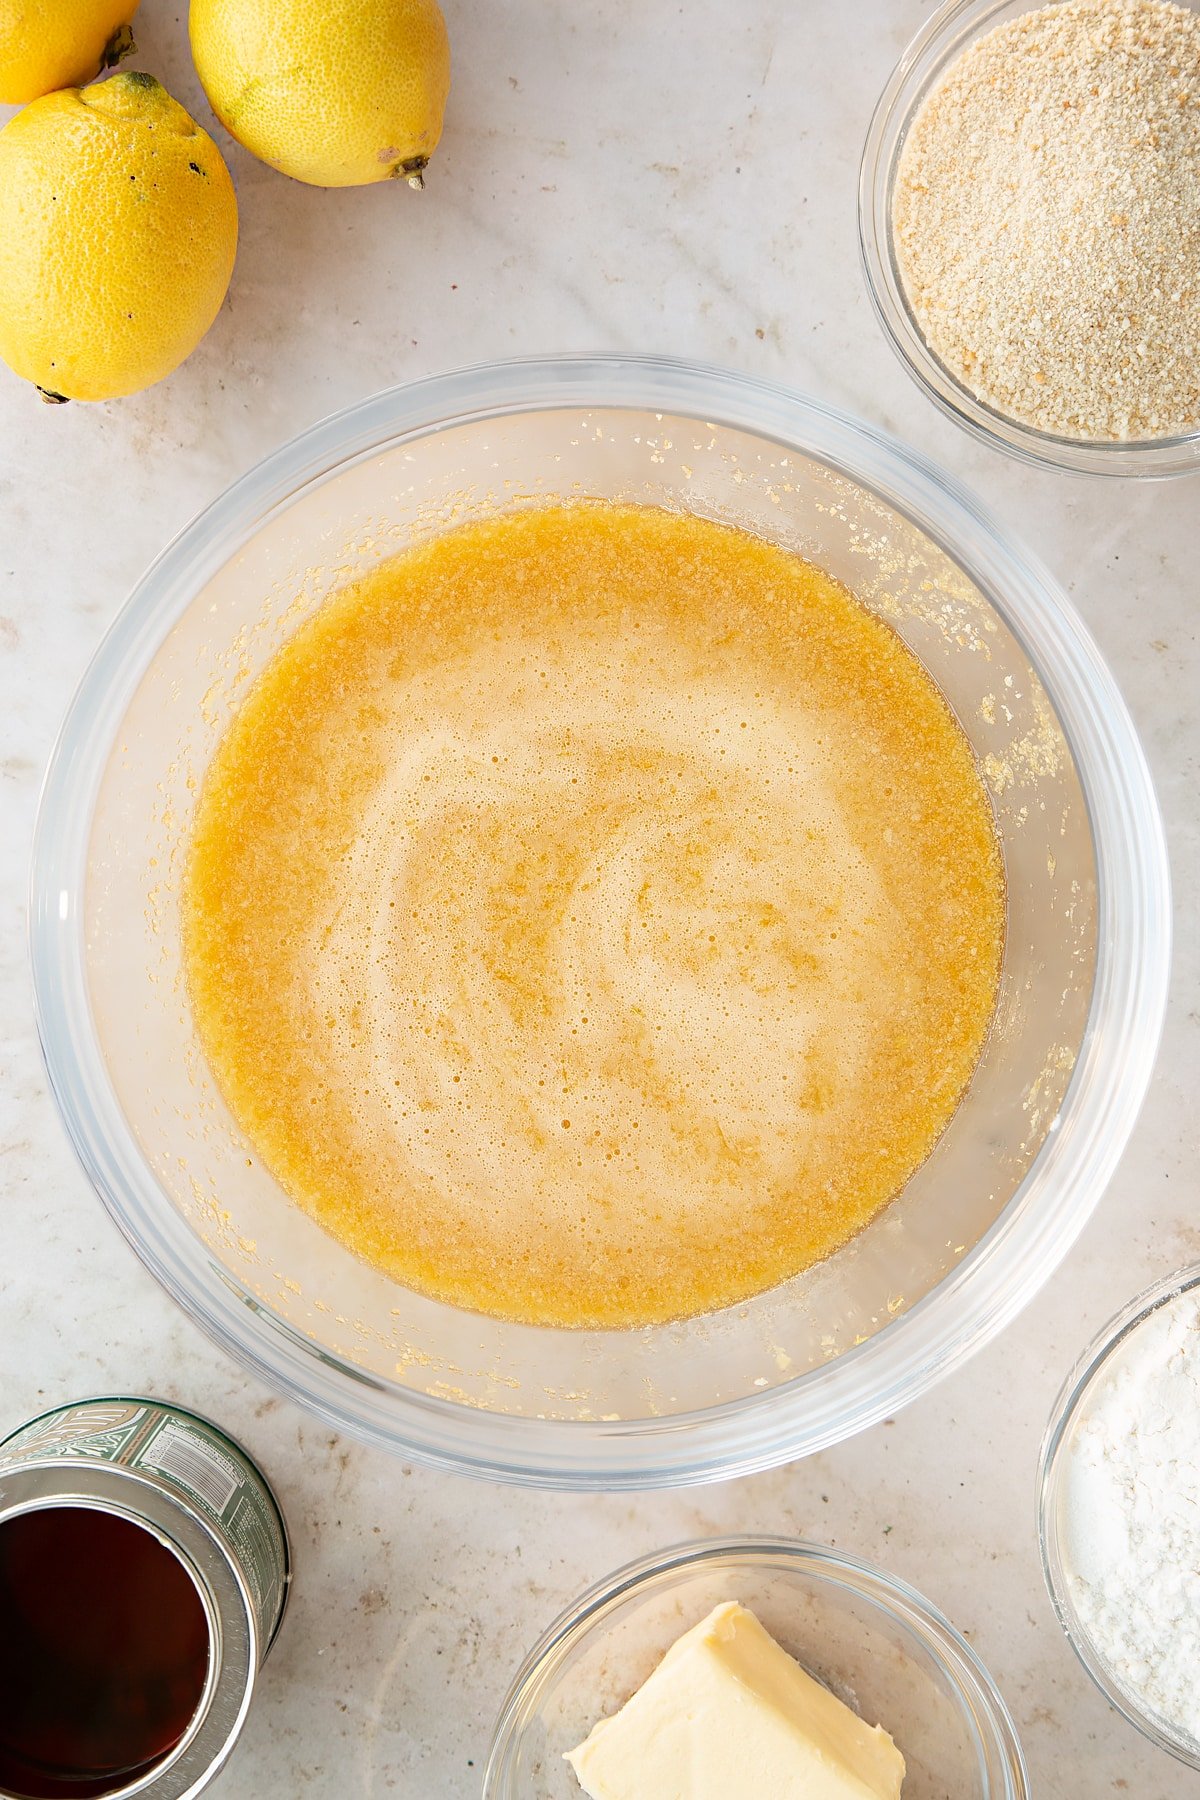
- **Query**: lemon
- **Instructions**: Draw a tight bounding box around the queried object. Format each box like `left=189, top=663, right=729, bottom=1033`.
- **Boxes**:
left=0, top=72, right=237, bottom=401
left=0, top=0, right=140, bottom=104
left=189, top=0, right=450, bottom=189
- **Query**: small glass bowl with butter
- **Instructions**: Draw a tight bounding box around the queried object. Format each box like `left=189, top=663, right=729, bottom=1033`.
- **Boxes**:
left=484, top=1537, right=1029, bottom=1798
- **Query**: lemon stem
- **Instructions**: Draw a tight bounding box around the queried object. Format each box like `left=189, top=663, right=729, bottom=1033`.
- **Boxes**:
left=397, top=155, right=428, bottom=190
left=37, top=387, right=69, bottom=405
left=100, top=23, right=136, bottom=71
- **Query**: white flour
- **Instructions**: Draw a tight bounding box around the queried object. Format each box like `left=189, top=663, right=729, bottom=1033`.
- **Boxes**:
left=1061, top=1287, right=1200, bottom=1743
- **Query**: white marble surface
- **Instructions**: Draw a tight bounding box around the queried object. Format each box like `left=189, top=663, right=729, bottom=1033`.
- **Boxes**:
left=1, top=3, right=1197, bottom=1795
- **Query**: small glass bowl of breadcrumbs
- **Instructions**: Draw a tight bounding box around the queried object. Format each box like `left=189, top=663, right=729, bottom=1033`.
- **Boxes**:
left=860, top=0, right=1200, bottom=476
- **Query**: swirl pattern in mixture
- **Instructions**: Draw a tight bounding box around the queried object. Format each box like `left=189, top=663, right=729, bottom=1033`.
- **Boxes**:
left=184, top=504, right=1005, bottom=1327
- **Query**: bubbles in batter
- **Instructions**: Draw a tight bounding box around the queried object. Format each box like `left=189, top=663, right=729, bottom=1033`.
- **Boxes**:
left=183, top=503, right=1005, bottom=1328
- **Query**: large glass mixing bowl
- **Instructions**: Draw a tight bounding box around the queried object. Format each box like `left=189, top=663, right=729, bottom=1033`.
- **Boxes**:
left=30, top=356, right=1169, bottom=1489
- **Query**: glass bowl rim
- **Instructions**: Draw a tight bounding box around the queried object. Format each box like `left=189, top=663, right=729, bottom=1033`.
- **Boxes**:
left=858, top=0, right=1200, bottom=479
left=1037, top=1262, right=1200, bottom=1768
left=29, top=350, right=1171, bottom=1489
left=483, top=1532, right=1031, bottom=1798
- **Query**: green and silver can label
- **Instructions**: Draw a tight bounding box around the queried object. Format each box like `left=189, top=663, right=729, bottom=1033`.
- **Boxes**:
left=0, top=1395, right=291, bottom=1798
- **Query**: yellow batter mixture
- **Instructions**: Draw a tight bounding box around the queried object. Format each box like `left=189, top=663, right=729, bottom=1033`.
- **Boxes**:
left=183, top=504, right=1005, bottom=1328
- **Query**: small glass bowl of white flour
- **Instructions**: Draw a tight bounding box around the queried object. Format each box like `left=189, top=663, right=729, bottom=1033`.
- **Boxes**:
left=1039, top=1265, right=1200, bottom=1769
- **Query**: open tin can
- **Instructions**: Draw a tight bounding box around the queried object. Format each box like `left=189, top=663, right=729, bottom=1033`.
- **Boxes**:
left=0, top=1397, right=290, bottom=1799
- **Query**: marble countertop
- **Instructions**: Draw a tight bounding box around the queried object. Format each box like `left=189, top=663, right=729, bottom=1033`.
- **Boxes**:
left=2, top=3, right=1197, bottom=1794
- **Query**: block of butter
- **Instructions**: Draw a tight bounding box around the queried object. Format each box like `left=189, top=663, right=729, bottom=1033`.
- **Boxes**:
left=565, top=1600, right=905, bottom=1800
